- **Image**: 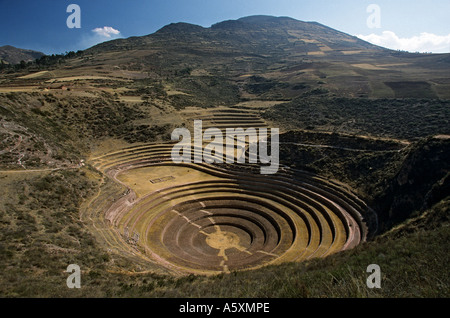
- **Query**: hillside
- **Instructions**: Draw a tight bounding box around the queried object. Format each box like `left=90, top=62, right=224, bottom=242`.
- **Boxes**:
left=0, top=15, right=448, bottom=298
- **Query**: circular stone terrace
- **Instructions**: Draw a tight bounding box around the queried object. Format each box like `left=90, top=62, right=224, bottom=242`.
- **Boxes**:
left=84, top=144, right=372, bottom=275
left=82, top=107, right=374, bottom=275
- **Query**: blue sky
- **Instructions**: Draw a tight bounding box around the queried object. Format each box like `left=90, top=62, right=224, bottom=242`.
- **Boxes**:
left=0, top=0, right=449, bottom=54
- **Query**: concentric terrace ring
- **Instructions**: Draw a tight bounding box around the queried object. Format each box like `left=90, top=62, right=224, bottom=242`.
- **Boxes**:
left=87, top=142, right=370, bottom=275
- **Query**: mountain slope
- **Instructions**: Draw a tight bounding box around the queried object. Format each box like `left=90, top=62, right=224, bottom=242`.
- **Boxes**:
left=2, top=16, right=450, bottom=101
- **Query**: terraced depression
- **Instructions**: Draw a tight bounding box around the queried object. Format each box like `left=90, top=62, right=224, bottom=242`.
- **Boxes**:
left=83, top=106, right=372, bottom=275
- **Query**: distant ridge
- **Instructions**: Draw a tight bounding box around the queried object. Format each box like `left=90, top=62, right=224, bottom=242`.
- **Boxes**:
left=0, top=45, right=45, bottom=64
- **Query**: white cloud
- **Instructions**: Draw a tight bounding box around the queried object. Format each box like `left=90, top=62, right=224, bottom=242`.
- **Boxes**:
left=357, top=31, right=450, bottom=53
left=92, top=26, right=121, bottom=38
left=78, top=26, right=122, bottom=50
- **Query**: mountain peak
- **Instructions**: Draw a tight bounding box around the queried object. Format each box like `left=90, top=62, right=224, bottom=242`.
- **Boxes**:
left=155, top=22, right=205, bottom=34
left=211, top=15, right=304, bottom=29
left=237, top=15, right=299, bottom=23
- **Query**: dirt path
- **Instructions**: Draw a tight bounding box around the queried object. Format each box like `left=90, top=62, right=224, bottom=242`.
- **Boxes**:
left=0, top=165, right=81, bottom=174
left=0, top=136, right=23, bottom=155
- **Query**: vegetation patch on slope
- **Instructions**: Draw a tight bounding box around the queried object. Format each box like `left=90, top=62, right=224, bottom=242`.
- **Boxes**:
left=263, top=97, right=450, bottom=140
